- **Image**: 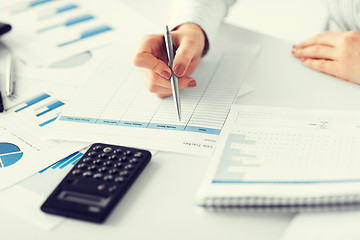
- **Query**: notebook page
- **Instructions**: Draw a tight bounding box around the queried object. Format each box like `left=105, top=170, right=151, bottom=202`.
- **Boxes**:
left=196, top=105, right=360, bottom=204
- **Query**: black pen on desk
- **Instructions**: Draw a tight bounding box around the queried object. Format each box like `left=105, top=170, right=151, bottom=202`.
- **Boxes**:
left=164, top=25, right=181, bottom=121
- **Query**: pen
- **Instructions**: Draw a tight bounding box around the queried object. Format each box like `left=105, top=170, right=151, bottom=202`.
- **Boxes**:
left=164, top=25, right=181, bottom=121
left=5, top=54, right=14, bottom=97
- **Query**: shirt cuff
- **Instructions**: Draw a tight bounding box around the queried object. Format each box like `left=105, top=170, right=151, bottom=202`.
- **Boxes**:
left=168, top=0, right=228, bottom=53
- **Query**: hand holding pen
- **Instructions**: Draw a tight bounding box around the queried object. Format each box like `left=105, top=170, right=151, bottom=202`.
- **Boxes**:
left=133, top=23, right=206, bottom=98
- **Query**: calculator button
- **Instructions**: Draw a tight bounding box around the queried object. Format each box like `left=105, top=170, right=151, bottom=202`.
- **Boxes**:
left=93, top=159, right=102, bottom=165
left=98, top=166, right=108, bottom=172
left=92, top=145, right=102, bottom=151
left=117, top=156, right=127, bottom=162
left=113, top=163, right=123, bottom=168
left=108, top=155, right=117, bottom=160
left=93, top=173, right=103, bottom=179
left=114, top=176, right=124, bottom=183
left=82, top=157, right=92, bottom=163
left=98, top=153, right=107, bottom=158
left=88, top=151, right=98, bottom=157
left=119, top=170, right=128, bottom=176
left=113, top=149, right=122, bottom=154
left=103, top=160, right=113, bottom=166
left=77, top=163, right=87, bottom=169
left=123, top=150, right=132, bottom=156
left=134, top=152, right=142, bottom=157
left=108, top=169, right=118, bottom=175
left=129, top=158, right=138, bottom=164
left=124, top=164, right=133, bottom=170
left=104, top=175, right=114, bottom=181
left=103, top=147, right=112, bottom=153
left=108, top=185, right=117, bottom=192
left=97, top=184, right=106, bottom=191
left=72, top=169, right=82, bottom=175
left=88, top=165, right=97, bottom=171
left=83, top=171, right=92, bottom=177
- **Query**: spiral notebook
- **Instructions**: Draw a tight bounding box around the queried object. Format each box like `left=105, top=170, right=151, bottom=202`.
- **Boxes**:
left=195, top=105, right=360, bottom=212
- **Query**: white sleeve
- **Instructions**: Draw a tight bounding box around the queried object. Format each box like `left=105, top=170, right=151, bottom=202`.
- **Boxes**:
left=168, top=0, right=236, bottom=49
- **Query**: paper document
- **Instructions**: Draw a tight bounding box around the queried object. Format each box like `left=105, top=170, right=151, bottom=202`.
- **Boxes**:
left=46, top=44, right=260, bottom=156
left=0, top=0, right=154, bottom=66
left=0, top=151, right=85, bottom=230
left=0, top=77, right=86, bottom=190
left=196, top=105, right=360, bottom=208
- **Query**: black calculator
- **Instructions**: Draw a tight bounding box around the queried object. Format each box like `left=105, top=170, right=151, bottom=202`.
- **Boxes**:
left=41, top=143, right=151, bottom=223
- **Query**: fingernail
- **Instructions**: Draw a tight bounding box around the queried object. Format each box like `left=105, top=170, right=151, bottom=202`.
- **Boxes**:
left=161, top=71, right=171, bottom=79
left=174, top=64, right=185, bottom=76
left=188, top=80, right=196, bottom=88
left=300, top=58, right=306, bottom=62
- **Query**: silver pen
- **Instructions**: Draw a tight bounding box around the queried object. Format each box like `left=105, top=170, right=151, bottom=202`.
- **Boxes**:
left=164, top=25, right=181, bottom=121
left=5, top=54, right=14, bottom=97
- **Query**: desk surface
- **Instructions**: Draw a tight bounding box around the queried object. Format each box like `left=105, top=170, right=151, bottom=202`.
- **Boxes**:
left=3, top=5, right=360, bottom=240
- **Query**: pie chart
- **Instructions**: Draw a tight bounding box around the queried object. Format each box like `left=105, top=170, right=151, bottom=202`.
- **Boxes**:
left=0, top=143, right=23, bottom=168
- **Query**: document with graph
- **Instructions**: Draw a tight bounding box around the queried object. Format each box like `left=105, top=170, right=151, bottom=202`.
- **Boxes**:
left=196, top=105, right=360, bottom=211
left=0, top=77, right=86, bottom=190
left=46, top=45, right=260, bottom=156
left=0, top=0, right=154, bottom=66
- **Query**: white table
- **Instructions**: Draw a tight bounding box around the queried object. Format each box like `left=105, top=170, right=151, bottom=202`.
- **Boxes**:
left=3, top=5, right=360, bottom=240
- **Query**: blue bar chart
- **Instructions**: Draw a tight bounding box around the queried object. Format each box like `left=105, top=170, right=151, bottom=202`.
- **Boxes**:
left=38, top=14, right=95, bottom=33
left=38, top=4, right=79, bottom=20
left=3, top=0, right=119, bottom=65
left=39, top=152, right=82, bottom=173
left=58, top=25, right=113, bottom=47
left=12, top=0, right=53, bottom=14
left=20, top=151, right=84, bottom=198
left=14, top=93, right=50, bottom=112
left=12, top=92, right=65, bottom=128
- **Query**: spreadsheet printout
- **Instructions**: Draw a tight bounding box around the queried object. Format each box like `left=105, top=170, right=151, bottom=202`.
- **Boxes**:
left=47, top=44, right=260, bottom=156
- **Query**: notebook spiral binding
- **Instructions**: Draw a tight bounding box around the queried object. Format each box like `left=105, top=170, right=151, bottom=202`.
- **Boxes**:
left=199, top=194, right=360, bottom=213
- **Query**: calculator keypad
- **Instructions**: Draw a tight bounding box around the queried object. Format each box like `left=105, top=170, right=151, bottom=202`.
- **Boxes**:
left=67, top=144, right=150, bottom=196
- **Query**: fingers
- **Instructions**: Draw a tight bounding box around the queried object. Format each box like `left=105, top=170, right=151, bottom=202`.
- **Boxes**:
left=134, top=52, right=171, bottom=79
left=295, top=31, right=343, bottom=48
left=133, top=35, right=172, bottom=79
left=292, top=45, right=338, bottom=60
left=300, top=58, right=340, bottom=78
left=141, top=68, right=197, bottom=98
left=172, top=38, right=201, bottom=77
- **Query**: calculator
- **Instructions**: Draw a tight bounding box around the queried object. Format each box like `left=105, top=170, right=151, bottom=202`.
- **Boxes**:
left=41, top=143, right=151, bottom=223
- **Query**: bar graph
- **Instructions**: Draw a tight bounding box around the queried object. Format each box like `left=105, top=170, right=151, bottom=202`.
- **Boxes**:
left=2, top=0, right=121, bottom=65
left=35, top=100, right=64, bottom=117
left=58, top=25, right=113, bottom=47
left=14, top=93, right=50, bottom=112
left=39, top=152, right=83, bottom=173
left=12, top=0, right=53, bottom=14
left=20, top=151, right=84, bottom=198
left=38, top=4, right=79, bottom=20
left=37, top=14, right=95, bottom=33
left=11, top=92, right=66, bottom=128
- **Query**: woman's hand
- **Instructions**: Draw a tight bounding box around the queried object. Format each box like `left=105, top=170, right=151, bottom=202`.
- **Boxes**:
left=133, top=23, right=207, bottom=97
left=292, top=31, right=360, bottom=84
